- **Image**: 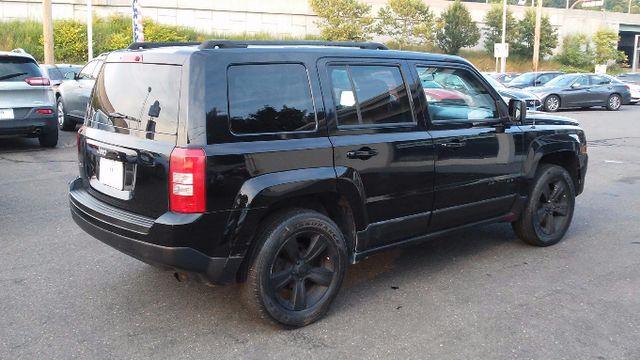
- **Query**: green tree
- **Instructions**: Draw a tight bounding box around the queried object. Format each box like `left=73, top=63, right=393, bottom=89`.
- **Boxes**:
left=309, top=0, right=374, bottom=41
left=592, top=28, right=627, bottom=65
left=513, top=8, right=558, bottom=58
left=482, top=4, right=518, bottom=56
left=435, top=0, right=480, bottom=54
left=555, top=33, right=593, bottom=70
left=376, top=0, right=435, bottom=49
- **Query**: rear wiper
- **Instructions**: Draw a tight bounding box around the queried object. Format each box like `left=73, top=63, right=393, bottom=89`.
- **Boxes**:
left=0, top=72, right=28, bottom=81
left=108, top=112, right=140, bottom=122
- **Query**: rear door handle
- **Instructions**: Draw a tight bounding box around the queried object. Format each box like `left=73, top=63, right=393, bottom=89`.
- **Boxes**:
left=440, top=140, right=466, bottom=148
left=346, top=147, right=378, bottom=160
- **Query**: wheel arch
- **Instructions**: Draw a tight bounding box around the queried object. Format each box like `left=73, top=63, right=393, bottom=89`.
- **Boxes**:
left=524, top=136, right=582, bottom=192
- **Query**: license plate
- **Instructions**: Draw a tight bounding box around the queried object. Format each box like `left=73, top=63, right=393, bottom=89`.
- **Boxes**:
left=0, top=108, right=14, bottom=120
left=99, top=157, right=124, bottom=190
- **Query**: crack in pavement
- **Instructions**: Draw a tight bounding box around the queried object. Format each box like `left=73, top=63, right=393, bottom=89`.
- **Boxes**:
left=0, top=156, right=76, bottom=164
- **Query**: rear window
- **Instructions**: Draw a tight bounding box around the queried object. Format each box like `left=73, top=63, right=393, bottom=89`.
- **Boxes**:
left=0, top=57, right=42, bottom=82
left=89, top=62, right=181, bottom=138
left=227, top=63, right=317, bottom=135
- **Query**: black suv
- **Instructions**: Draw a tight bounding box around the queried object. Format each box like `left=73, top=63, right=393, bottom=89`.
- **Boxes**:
left=69, top=41, right=588, bottom=327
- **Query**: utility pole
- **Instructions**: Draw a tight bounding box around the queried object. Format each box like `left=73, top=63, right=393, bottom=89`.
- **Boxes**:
left=87, top=0, right=93, bottom=60
left=629, top=0, right=632, bottom=13
left=500, top=0, right=507, bottom=73
left=42, top=0, right=54, bottom=64
left=532, top=0, right=543, bottom=71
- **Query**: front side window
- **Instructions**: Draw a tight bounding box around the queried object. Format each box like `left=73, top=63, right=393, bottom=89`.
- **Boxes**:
left=329, top=64, right=413, bottom=127
left=227, top=63, right=316, bottom=135
left=537, top=73, right=557, bottom=85
left=573, top=76, right=589, bottom=87
left=416, top=66, right=498, bottom=122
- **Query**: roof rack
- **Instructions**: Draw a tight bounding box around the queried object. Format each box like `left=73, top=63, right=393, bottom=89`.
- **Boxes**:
left=197, top=40, right=388, bottom=50
left=127, top=42, right=200, bottom=50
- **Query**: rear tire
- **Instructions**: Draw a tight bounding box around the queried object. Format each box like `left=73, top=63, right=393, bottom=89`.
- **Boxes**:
left=38, top=126, right=58, bottom=148
left=242, top=209, right=347, bottom=327
left=606, top=94, right=621, bottom=111
left=544, top=95, right=560, bottom=112
left=57, top=97, right=76, bottom=131
left=512, top=164, right=575, bottom=246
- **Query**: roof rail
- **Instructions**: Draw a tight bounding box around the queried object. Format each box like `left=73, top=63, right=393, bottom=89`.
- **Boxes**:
left=198, top=40, right=388, bottom=50
left=127, top=42, right=200, bottom=50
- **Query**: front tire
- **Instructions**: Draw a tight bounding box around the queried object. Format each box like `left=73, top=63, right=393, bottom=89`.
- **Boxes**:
left=512, top=164, right=575, bottom=246
left=242, top=209, right=347, bottom=327
left=544, top=95, right=560, bottom=112
left=606, top=94, right=621, bottom=111
left=57, top=97, right=76, bottom=131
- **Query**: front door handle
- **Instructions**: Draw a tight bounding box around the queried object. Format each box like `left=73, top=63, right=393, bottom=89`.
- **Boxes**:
left=346, top=147, right=378, bottom=160
left=440, top=140, right=467, bottom=148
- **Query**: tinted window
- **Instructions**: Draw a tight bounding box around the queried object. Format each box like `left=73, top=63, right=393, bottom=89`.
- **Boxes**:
left=0, top=57, right=41, bottom=82
left=44, top=66, right=64, bottom=80
left=536, top=73, right=557, bottom=84
left=227, top=64, right=316, bottom=135
left=329, top=65, right=413, bottom=126
left=417, top=66, right=498, bottom=122
left=574, top=76, right=589, bottom=87
left=590, top=75, right=610, bottom=85
left=89, top=63, right=181, bottom=138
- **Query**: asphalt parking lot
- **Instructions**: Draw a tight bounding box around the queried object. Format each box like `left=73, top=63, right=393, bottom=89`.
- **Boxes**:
left=2, top=106, right=639, bottom=359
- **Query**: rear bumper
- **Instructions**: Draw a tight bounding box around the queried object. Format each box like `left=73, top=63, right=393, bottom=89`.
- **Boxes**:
left=69, top=178, right=243, bottom=285
left=0, top=114, right=56, bottom=137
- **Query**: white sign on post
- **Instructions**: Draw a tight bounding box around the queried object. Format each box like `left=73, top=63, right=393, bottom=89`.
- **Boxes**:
left=494, top=43, right=509, bottom=58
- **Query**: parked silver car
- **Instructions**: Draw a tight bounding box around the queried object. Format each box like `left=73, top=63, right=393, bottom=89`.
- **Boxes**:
left=482, top=73, right=542, bottom=111
left=0, top=49, right=57, bottom=147
left=40, top=64, right=83, bottom=88
left=55, top=54, right=106, bottom=131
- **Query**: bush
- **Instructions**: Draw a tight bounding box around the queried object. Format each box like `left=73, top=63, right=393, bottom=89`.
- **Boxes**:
left=483, top=4, right=518, bottom=56
left=513, top=8, right=558, bottom=59
left=555, top=33, right=593, bottom=71
left=309, top=0, right=374, bottom=41
left=592, top=28, right=627, bottom=65
left=435, top=0, right=480, bottom=55
left=376, top=0, right=435, bottom=49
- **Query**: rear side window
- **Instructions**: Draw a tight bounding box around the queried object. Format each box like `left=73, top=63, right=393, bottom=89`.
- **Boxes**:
left=329, top=64, right=413, bottom=127
left=0, top=57, right=41, bottom=82
left=227, top=64, right=316, bottom=135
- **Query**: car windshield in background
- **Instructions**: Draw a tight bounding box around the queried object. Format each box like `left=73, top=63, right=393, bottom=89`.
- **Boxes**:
left=482, top=74, right=506, bottom=89
left=618, top=73, right=640, bottom=82
left=0, top=57, right=41, bottom=81
left=544, top=74, right=578, bottom=88
left=510, top=72, right=536, bottom=84
left=44, top=67, right=65, bottom=81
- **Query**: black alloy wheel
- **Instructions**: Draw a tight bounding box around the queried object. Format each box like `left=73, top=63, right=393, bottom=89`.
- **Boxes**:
left=243, top=209, right=347, bottom=327
left=512, top=164, right=575, bottom=246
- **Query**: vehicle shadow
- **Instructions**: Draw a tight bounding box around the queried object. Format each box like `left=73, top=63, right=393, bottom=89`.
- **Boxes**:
left=109, top=222, right=529, bottom=333
left=0, top=137, right=42, bottom=152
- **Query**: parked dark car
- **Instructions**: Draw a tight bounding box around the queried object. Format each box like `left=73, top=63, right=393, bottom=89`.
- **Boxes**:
left=482, top=72, right=541, bottom=111
left=69, top=41, right=588, bottom=327
left=0, top=49, right=57, bottom=147
left=55, top=54, right=106, bottom=131
left=507, top=71, right=563, bottom=89
left=40, top=64, right=82, bottom=88
left=525, top=73, right=632, bottom=112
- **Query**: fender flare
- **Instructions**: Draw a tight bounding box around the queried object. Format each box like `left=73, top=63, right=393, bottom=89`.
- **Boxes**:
left=523, top=133, right=581, bottom=179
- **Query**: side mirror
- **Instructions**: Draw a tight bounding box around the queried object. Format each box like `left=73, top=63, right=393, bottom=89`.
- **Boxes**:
left=64, top=71, right=77, bottom=80
left=508, top=99, right=527, bottom=123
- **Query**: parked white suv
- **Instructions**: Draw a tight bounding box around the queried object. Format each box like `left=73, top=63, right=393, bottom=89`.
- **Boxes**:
left=0, top=49, right=57, bottom=147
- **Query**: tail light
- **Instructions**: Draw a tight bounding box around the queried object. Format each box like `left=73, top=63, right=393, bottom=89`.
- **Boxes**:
left=77, top=125, right=85, bottom=154
left=24, top=77, right=50, bottom=86
left=35, top=108, right=53, bottom=115
left=169, top=148, right=206, bottom=213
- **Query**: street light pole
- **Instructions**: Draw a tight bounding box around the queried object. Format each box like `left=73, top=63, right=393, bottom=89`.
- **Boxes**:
left=87, top=0, right=93, bottom=61
left=533, top=0, right=543, bottom=71
left=42, top=0, right=54, bottom=64
left=500, top=0, right=507, bottom=73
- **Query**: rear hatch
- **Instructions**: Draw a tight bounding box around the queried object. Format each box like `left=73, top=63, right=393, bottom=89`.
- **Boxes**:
left=0, top=55, right=52, bottom=119
left=80, top=57, right=182, bottom=218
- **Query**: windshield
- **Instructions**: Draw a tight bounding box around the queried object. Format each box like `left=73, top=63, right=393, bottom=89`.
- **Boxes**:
left=482, top=74, right=505, bottom=89
left=509, top=72, right=536, bottom=84
left=544, top=74, right=579, bottom=88
left=0, top=57, right=41, bottom=81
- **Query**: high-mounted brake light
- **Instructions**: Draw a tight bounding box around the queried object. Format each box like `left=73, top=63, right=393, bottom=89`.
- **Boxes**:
left=169, top=148, right=206, bottom=213
left=24, top=77, right=50, bottom=86
left=118, top=53, right=143, bottom=63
